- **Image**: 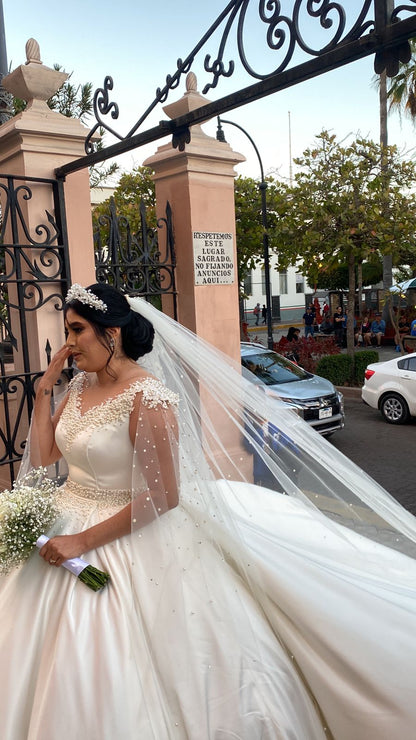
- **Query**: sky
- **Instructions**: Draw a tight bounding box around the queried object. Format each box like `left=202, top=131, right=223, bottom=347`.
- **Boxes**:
left=3, top=0, right=416, bottom=184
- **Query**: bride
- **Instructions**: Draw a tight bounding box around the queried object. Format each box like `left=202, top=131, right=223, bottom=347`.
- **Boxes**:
left=0, top=282, right=415, bottom=740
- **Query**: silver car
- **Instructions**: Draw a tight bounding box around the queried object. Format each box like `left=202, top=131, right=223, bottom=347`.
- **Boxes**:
left=241, top=342, right=344, bottom=435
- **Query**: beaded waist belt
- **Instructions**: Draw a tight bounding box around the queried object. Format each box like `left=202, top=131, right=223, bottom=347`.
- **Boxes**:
left=62, top=478, right=132, bottom=509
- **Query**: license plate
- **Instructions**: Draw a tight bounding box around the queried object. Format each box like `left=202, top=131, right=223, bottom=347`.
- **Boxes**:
left=319, top=407, right=333, bottom=419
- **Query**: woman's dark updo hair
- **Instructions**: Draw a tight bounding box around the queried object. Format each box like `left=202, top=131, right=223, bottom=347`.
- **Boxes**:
left=64, top=283, right=154, bottom=360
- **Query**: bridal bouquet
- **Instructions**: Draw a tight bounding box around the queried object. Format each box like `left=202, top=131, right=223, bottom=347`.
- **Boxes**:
left=0, top=468, right=57, bottom=572
left=0, top=468, right=110, bottom=592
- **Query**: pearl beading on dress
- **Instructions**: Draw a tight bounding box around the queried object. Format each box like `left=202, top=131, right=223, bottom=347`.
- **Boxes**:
left=55, top=481, right=131, bottom=523
left=63, top=478, right=131, bottom=508
left=61, top=372, right=179, bottom=453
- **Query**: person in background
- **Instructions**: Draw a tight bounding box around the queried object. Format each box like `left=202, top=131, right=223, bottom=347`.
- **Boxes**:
left=253, top=302, right=261, bottom=326
left=370, top=313, right=386, bottom=347
left=319, top=316, right=333, bottom=334
left=313, top=297, right=322, bottom=326
left=303, top=306, right=315, bottom=338
left=262, top=304, right=267, bottom=325
left=285, top=326, right=301, bottom=362
left=361, top=315, right=373, bottom=346
left=333, top=306, right=345, bottom=347
left=286, top=326, right=301, bottom=342
left=395, top=313, right=410, bottom=351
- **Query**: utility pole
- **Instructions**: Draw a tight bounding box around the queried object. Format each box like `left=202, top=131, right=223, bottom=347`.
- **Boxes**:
left=288, top=111, right=293, bottom=187
left=380, top=70, right=393, bottom=292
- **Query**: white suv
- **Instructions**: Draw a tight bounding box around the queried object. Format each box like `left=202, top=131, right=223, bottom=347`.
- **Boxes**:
left=361, top=353, right=416, bottom=424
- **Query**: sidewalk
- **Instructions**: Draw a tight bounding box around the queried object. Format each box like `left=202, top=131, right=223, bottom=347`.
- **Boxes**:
left=247, top=321, right=302, bottom=344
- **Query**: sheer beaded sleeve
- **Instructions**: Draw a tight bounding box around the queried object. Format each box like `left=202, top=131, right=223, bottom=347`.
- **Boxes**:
left=130, top=379, right=180, bottom=531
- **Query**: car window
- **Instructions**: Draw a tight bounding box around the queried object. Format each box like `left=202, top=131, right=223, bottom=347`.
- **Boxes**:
left=398, top=358, right=416, bottom=371
left=242, top=351, right=310, bottom=385
left=407, top=357, right=416, bottom=372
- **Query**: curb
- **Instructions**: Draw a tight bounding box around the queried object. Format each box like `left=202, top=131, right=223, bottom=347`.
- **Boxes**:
left=336, top=386, right=362, bottom=398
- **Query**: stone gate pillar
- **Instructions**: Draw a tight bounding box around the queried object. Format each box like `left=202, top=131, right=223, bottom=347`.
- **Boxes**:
left=0, top=39, right=96, bottom=370
left=145, top=74, right=250, bottom=479
left=144, top=73, right=245, bottom=364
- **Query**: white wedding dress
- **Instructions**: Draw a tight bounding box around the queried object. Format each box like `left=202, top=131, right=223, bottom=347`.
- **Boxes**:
left=1, top=371, right=416, bottom=740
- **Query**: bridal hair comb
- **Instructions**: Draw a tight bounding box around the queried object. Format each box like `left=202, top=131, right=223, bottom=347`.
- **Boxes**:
left=65, top=284, right=107, bottom=313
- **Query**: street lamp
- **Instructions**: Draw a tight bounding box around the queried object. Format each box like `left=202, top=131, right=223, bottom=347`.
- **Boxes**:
left=216, top=116, right=274, bottom=350
left=0, top=0, right=12, bottom=123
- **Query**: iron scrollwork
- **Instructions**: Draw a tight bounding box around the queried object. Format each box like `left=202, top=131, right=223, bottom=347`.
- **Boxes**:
left=393, top=1, right=416, bottom=20
left=0, top=177, right=66, bottom=323
left=84, top=1, right=416, bottom=155
left=93, top=198, right=176, bottom=313
left=0, top=174, right=70, bottom=484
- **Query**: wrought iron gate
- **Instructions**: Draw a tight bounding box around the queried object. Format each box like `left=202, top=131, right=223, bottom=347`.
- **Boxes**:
left=0, top=174, right=70, bottom=484
left=93, top=197, right=177, bottom=317
left=0, top=183, right=176, bottom=485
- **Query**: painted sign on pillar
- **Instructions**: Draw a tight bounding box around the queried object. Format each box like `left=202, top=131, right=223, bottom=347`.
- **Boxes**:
left=193, top=231, right=235, bottom=285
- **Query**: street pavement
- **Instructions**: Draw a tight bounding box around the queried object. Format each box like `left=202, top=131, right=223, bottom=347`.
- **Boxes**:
left=330, top=395, right=415, bottom=515
left=249, top=323, right=415, bottom=515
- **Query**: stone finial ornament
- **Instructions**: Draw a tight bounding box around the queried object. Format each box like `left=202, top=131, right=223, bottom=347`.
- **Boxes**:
left=186, top=72, right=197, bottom=94
left=25, top=38, right=42, bottom=65
left=163, top=72, right=210, bottom=120
left=2, top=39, right=68, bottom=108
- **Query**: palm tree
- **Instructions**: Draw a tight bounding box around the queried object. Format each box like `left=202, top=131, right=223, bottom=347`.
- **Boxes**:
left=387, top=38, right=416, bottom=120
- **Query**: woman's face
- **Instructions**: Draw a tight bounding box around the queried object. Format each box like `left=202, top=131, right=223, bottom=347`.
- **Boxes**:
left=65, top=308, right=112, bottom=372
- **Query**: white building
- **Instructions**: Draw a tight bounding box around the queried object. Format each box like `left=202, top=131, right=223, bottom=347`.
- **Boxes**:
left=243, top=258, right=313, bottom=326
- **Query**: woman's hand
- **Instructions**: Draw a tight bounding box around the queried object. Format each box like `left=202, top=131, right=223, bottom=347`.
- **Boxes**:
left=38, top=533, right=88, bottom=567
left=38, top=345, right=72, bottom=393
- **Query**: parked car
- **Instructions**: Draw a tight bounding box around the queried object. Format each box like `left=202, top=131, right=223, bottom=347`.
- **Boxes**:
left=241, top=342, right=344, bottom=435
left=361, top=352, right=416, bottom=424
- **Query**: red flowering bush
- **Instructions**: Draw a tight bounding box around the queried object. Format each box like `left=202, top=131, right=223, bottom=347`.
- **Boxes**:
left=275, top=335, right=340, bottom=373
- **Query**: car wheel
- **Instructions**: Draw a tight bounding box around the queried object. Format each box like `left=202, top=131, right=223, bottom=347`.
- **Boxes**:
left=380, top=393, right=410, bottom=424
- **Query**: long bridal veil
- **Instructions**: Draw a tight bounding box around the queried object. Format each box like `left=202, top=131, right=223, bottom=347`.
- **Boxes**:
left=124, top=297, right=416, bottom=738
left=129, top=295, right=416, bottom=558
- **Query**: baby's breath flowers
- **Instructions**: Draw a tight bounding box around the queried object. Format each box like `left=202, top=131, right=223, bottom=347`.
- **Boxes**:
left=0, top=468, right=57, bottom=573
left=0, top=468, right=110, bottom=592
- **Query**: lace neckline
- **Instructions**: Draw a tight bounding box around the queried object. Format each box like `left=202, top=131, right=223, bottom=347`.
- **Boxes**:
left=60, top=372, right=179, bottom=454
left=76, top=372, right=148, bottom=418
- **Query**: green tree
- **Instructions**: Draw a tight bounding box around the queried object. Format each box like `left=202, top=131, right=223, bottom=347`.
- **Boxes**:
left=387, top=38, right=416, bottom=120
left=313, top=261, right=383, bottom=292
left=234, top=175, right=287, bottom=295
left=12, top=65, right=93, bottom=121
left=92, top=166, right=156, bottom=232
left=93, top=168, right=289, bottom=298
left=274, top=131, right=416, bottom=356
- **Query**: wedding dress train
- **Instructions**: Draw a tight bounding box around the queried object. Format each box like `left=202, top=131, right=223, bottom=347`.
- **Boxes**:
left=1, top=370, right=415, bottom=740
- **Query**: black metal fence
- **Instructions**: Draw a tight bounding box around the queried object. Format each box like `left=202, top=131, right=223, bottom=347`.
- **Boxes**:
left=0, top=186, right=176, bottom=486
left=0, top=174, right=70, bottom=485
left=93, top=197, right=177, bottom=317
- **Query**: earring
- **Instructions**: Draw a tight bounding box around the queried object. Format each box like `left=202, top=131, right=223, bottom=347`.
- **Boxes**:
left=109, top=337, right=115, bottom=350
